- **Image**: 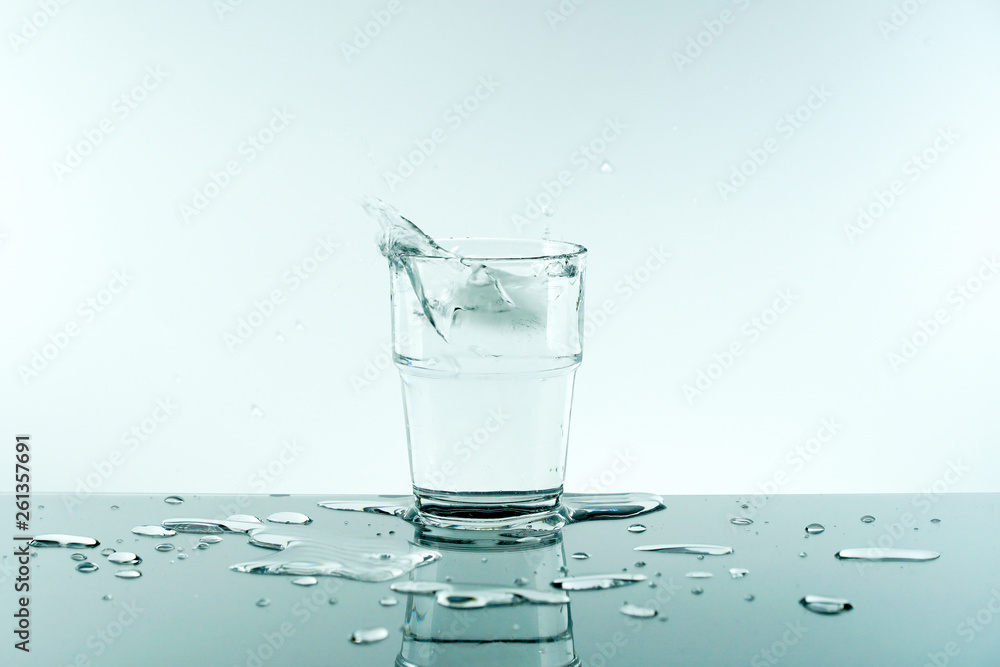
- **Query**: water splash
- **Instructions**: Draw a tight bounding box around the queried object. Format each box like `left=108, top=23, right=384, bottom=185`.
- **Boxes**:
left=634, top=544, right=733, bottom=556
left=800, top=595, right=852, bottom=615
left=550, top=574, right=646, bottom=591
left=834, top=548, right=940, bottom=562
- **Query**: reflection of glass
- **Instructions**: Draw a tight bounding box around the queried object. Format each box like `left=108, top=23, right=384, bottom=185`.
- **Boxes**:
left=390, top=238, right=587, bottom=526
left=395, top=525, right=579, bottom=667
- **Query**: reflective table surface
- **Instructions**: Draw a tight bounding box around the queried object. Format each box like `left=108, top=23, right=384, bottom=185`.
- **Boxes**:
left=4, top=492, right=999, bottom=666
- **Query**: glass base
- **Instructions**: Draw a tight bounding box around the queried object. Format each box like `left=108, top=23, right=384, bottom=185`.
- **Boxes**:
left=407, top=487, right=567, bottom=536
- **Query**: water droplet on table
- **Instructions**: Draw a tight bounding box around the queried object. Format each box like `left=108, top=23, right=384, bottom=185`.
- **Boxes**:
left=620, top=602, right=657, bottom=618
left=729, top=568, right=750, bottom=579
left=101, top=548, right=115, bottom=557
left=691, top=587, right=704, bottom=595
left=110, top=505, right=120, bottom=511
left=132, top=525, right=177, bottom=537
left=107, top=552, right=141, bottom=565
left=798, top=552, right=807, bottom=558
left=164, top=496, right=184, bottom=505
left=513, top=577, right=529, bottom=587
left=834, top=548, right=939, bottom=562
left=256, top=598, right=271, bottom=608
left=178, top=553, right=189, bottom=560
left=685, top=571, right=713, bottom=579
left=71, top=553, right=87, bottom=561
left=29, top=534, right=100, bottom=549
left=627, top=524, right=646, bottom=533
left=379, top=596, right=398, bottom=607
left=76, top=562, right=98, bottom=573
left=600, top=160, right=614, bottom=174
left=292, top=576, right=318, bottom=586
left=102, top=594, right=113, bottom=601
left=114, top=569, right=142, bottom=579
left=351, top=627, right=389, bottom=644
left=634, top=544, right=733, bottom=556
left=570, top=552, right=590, bottom=560
left=930, top=518, right=941, bottom=524
left=805, top=523, right=825, bottom=535
left=195, top=543, right=209, bottom=550
left=266, top=512, right=312, bottom=525
left=730, top=517, right=753, bottom=526
left=550, top=574, right=646, bottom=591
left=745, top=594, right=755, bottom=602
left=634, top=561, right=646, bottom=568
left=860, top=515, right=875, bottom=524
left=155, top=544, right=174, bottom=552
left=800, top=595, right=852, bottom=615
left=200, top=536, right=223, bottom=544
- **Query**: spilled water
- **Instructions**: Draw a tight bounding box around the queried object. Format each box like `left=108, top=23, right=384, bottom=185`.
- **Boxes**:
left=29, top=534, right=100, bottom=549
left=634, top=544, right=734, bottom=556
left=800, top=595, right=853, bottom=615
left=550, top=574, right=647, bottom=591
left=834, top=548, right=940, bottom=562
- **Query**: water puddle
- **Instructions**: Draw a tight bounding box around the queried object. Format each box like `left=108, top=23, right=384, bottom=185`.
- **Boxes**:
left=28, top=534, right=100, bottom=549
left=550, top=574, right=647, bottom=591
left=800, top=595, right=852, bottom=615
left=634, top=544, right=733, bottom=556
left=835, top=548, right=939, bottom=562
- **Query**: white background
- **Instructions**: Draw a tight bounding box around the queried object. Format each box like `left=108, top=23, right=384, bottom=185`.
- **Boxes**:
left=2, top=0, right=999, bottom=500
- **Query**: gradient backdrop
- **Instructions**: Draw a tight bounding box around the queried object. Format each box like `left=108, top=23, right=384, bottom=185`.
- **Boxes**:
left=2, top=1, right=999, bottom=502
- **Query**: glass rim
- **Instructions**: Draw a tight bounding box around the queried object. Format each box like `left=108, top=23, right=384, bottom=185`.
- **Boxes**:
left=396, top=237, right=587, bottom=261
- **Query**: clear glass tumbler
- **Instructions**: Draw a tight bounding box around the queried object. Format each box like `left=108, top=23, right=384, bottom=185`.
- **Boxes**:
left=389, top=238, right=586, bottom=524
